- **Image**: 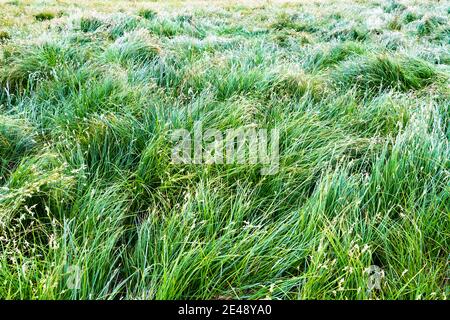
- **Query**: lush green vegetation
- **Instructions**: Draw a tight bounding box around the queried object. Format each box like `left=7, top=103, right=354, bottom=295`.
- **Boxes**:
left=0, top=0, right=448, bottom=299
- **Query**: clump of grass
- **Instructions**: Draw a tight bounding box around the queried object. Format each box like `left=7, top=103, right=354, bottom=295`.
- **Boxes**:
left=60, top=112, right=150, bottom=175
left=0, top=30, right=11, bottom=43
left=273, top=71, right=323, bottom=100
left=0, top=42, right=75, bottom=94
left=328, top=22, right=369, bottom=41
left=107, top=14, right=142, bottom=39
left=271, top=30, right=312, bottom=47
left=147, top=18, right=185, bottom=37
left=402, top=10, right=421, bottom=23
left=380, top=31, right=405, bottom=51
left=147, top=16, right=206, bottom=38
left=0, top=116, right=37, bottom=181
left=271, top=31, right=292, bottom=47
left=334, top=54, right=445, bottom=95
left=176, top=14, right=193, bottom=24
left=138, top=8, right=157, bottom=20
left=328, top=12, right=343, bottom=21
left=80, top=16, right=103, bottom=32
left=431, top=26, right=450, bottom=42
left=416, top=46, right=450, bottom=65
left=270, top=12, right=317, bottom=33
left=0, top=151, right=75, bottom=225
left=384, top=0, right=407, bottom=13
left=387, top=15, right=402, bottom=31
left=416, top=15, right=447, bottom=36
left=296, top=32, right=313, bottom=45
left=105, top=29, right=161, bottom=65
left=304, top=41, right=365, bottom=71
left=34, top=11, right=55, bottom=21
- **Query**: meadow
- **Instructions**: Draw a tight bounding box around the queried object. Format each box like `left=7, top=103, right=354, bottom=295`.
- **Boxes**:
left=0, top=0, right=448, bottom=299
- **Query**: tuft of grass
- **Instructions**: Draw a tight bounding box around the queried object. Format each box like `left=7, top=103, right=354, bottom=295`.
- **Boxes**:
left=328, top=22, right=369, bottom=41
left=334, top=54, right=446, bottom=95
left=387, top=15, right=402, bottom=31
left=381, top=32, right=405, bottom=51
left=104, top=29, right=161, bottom=65
left=384, top=0, right=407, bottom=14
left=176, top=14, right=193, bottom=24
left=34, top=11, right=56, bottom=21
left=304, top=41, right=365, bottom=71
left=272, top=30, right=313, bottom=47
left=0, top=116, right=37, bottom=181
left=270, top=12, right=317, bottom=33
left=138, top=8, right=157, bottom=20
left=0, top=31, right=11, bottom=43
left=416, top=15, right=447, bottom=36
left=107, top=14, right=142, bottom=39
left=402, top=10, right=421, bottom=23
left=80, top=16, right=103, bottom=32
left=0, top=42, right=76, bottom=94
left=271, top=68, right=323, bottom=100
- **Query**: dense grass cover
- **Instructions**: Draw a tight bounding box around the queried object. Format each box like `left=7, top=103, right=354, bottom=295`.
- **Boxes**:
left=0, top=0, right=448, bottom=300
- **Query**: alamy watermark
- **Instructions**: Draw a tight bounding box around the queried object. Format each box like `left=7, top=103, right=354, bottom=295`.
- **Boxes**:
left=171, top=121, right=279, bottom=175
left=366, top=265, right=384, bottom=296
left=66, top=265, right=81, bottom=290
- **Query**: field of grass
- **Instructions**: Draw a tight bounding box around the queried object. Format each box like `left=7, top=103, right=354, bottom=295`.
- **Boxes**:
left=0, top=0, right=449, bottom=300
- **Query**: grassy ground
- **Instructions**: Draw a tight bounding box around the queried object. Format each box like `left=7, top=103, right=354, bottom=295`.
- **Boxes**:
left=0, top=0, right=449, bottom=299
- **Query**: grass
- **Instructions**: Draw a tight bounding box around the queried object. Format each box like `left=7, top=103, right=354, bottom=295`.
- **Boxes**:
left=333, top=54, right=445, bottom=95
left=0, top=0, right=449, bottom=300
left=0, top=31, right=10, bottom=43
left=34, top=11, right=56, bottom=21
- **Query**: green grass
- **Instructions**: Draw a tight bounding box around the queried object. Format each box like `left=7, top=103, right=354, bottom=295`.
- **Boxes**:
left=0, top=31, right=10, bottom=43
left=333, top=54, right=446, bottom=95
left=0, top=0, right=449, bottom=300
left=34, top=11, right=56, bottom=21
